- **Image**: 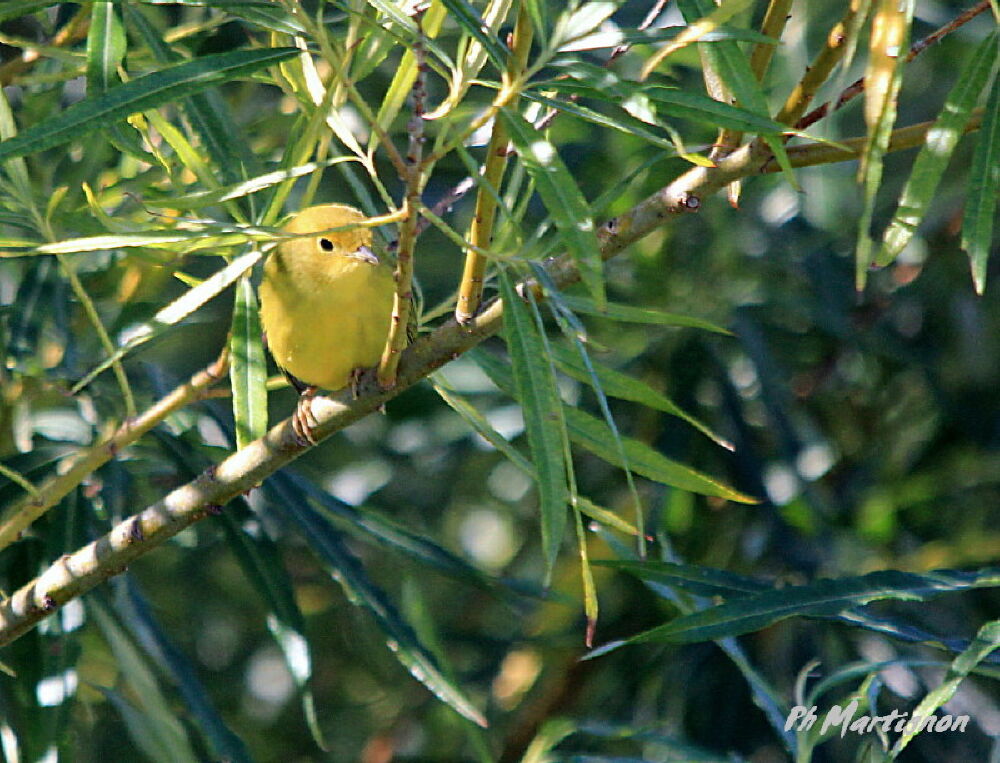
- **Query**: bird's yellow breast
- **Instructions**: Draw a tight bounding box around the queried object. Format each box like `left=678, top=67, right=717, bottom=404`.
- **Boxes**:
left=258, top=205, right=396, bottom=390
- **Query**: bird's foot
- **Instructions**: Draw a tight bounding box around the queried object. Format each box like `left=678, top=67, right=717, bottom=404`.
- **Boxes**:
left=349, top=367, right=369, bottom=399
left=292, top=386, right=320, bottom=446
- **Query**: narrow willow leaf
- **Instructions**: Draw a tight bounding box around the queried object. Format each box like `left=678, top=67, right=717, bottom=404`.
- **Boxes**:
left=563, top=24, right=775, bottom=52
left=891, top=620, right=1000, bottom=755
left=559, top=293, right=731, bottom=333
left=565, top=407, right=756, bottom=502
left=86, top=2, right=126, bottom=94
left=0, top=48, right=297, bottom=164
left=674, top=0, right=796, bottom=187
left=0, top=1, right=55, bottom=22
left=538, top=266, right=645, bottom=548
left=597, top=559, right=774, bottom=599
left=276, top=494, right=489, bottom=728
left=472, top=344, right=748, bottom=502
left=620, top=567, right=1000, bottom=645
left=499, top=270, right=569, bottom=576
left=609, top=559, right=1000, bottom=662
left=575, top=495, right=641, bottom=537
left=640, top=0, right=756, bottom=78
left=72, top=250, right=262, bottom=393
left=856, top=0, right=915, bottom=288
left=90, top=602, right=198, bottom=763
left=214, top=510, right=324, bottom=749
left=148, top=158, right=355, bottom=210
left=551, top=343, right=731, bottom=449
left=962, top=63, right=1000, bottom=294
left=365, top=0, right=419, bottom=36
left=432, top=377, right=535, bottom=475
left=118, top=583, right=253, bottom=763
left=436, top=0, right=510, bottom=72
left=879, top=32, right=998, bottom=267
left=501, top=109, right=605, bottom=308
left=427, top=0, right=513, bottom=120
left=643, top=86, right=788, bottom=134
left=521, top=91, right=678, bottom=151
left=230, top=276, right=267, bottom=449
left=551, top=1, right=618, bottom=52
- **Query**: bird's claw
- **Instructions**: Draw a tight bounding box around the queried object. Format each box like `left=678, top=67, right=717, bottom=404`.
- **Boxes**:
left=292, top=386, right=319, bottom=446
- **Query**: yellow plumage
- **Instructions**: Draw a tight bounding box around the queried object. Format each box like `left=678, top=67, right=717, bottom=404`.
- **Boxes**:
left=258, top=204, right=396, bottom=392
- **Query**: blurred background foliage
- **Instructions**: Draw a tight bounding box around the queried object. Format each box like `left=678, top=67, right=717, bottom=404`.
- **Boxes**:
left=0, top=1, right=998, bottom=761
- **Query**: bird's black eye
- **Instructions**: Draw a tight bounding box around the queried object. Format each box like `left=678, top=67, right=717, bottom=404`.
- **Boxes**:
left=319, top=237, right=334, bottom=252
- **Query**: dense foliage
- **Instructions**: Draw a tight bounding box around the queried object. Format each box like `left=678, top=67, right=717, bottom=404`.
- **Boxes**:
left=0, top=1, right=998, bottom=761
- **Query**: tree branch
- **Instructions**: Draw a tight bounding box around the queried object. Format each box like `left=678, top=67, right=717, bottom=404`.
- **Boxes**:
left=0, top=26, right=990, bottom=643
left=0, top=349, right=230, bottom=553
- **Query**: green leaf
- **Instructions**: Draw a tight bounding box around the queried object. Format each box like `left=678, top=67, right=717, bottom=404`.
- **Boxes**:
left=0, top=47, right=298, bottom=165
left=675, top=0, right=796, bottom=186
left=606, top=559, right=1000, bottom=662
left=643, top=86, right=788, bottom=134
left=551, top=1, right=618, bottom=52
left=214, top=509, right=324, bottom=749
left=230, top=276, right=268, bottom=449
left=551, top=343, right=731, bottom=449
left=72, top=249, right=262, bottom=394
left=559, top=23, right=775, bottom=52
left=575, top=495, right=642, bottom=536
left=558, top=293, right=731, bottom=333
left=116, top=582, right=253, bottom=763
left=879, top=31, right=999, bottom=269
left=90, top=602, right=199, bottom=763
left=436, top=0, right=511, bottom=71
left=962, top=55, right=1000, bottom=294
left=274, top=490, right=489, bottom=728
left=146, top=159, right=354, bottom=210
left=613, top=567, right=1000, bottom=645
left=499, top=270, right=569, bottom=576
left=86, top=2, right=126, bottom=95
left=565, top=407, right=756, bottom=502
left=521, top=90, right=678, bottom=151
left=501, top=108, right=606, bottom=308
left=855, top=0, right=915, bottom=289
left=0, top=1, right=56, bottom=22
left=432, top=376, right=536, bottom=475
left=891, top=620, right=1000, bottom=756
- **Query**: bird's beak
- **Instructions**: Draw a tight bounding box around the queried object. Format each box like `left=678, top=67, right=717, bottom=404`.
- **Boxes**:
left=350, top=245, right=380, bottom=265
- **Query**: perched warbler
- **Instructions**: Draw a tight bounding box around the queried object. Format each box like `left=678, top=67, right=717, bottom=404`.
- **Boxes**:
left=258, top=204, right=407, bottom=444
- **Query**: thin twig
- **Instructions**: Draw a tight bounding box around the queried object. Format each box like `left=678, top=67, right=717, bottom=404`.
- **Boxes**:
left=378, top=9, right=428, bottom=387
left=764, top=110, right=984, bottom=173
left=796, top=0, right=992, bottom=130
left=774, top=3, right=862, bottom=127
left=414, top=176, right=475, bottom=238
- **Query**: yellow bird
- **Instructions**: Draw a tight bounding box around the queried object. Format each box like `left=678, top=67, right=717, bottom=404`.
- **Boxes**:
left=258, top=204, right=400, bottom=444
